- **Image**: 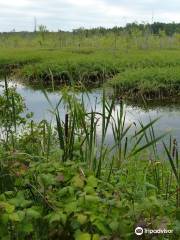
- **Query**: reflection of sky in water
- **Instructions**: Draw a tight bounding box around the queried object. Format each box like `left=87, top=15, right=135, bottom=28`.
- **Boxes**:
left=1, top=80, right=180, bottom=144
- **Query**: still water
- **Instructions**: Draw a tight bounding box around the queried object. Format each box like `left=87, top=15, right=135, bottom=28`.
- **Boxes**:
left=0, top=80, right=180, bottom=144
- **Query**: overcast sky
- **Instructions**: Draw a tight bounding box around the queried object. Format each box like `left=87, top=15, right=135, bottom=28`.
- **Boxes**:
left=0, top=0, right=179, bottom=32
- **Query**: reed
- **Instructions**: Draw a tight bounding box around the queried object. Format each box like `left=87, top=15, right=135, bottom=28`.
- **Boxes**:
left=0, top=77, right=179, bottom=239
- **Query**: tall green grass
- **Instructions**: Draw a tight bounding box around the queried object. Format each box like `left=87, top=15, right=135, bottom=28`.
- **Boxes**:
left=109, top=66, right=180, bottom=99
left=42, top=83, right=167, bottom=176
left=0, top=78, right=180, bottom=239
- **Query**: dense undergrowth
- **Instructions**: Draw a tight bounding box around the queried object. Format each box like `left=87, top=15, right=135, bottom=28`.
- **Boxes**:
left=0, top=79, right=179, bottom=239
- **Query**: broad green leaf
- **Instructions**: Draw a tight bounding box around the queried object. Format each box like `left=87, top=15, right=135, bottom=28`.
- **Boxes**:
left=45, top=211, right=67, bottom=225
left=9, top=192, right=32, bottom=208
left=26, top=207, right=41, bottom=219
left=86, top=176, right=98, bottom=188
left=65, top=201, right=77, bottom=214
left=84, top=186, right=95, bottom=194
left=39, top=173, right=56, bottom=186
left=76, top=213, right=87, bottom=225
left=47, top=213, right=61, bottom=224
left=85, top=195, right=99, bottom=204
left=4, top=191, right=14, bottom=197
left=1, top=213, right=9, bottom=224
left=75, top=231, right=91, bottom=240
left=15, top=211, right=25, bottom=222
left=21, top=223, right=34, bottom=233
left=9, top=213, right=21, bottom=222
left=72, top=175, right=84, bottom=188
left=109, top=221, right=119, bottom=231
left=0, top=202, right=15, bottom=214
left=92, top=234, right=100, bottom=240
left=93, top=220, right=110, bottom=235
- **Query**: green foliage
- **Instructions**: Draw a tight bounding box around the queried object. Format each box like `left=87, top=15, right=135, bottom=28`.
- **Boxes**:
left=0, top=158, right=178, bottom=239
left=109, top=65, right=180, bottom=99
left=0, top=78, right=179, bottom=239
left=0, top=27, right=180, bottom=100
left=0, top=83, right=25, bottom=128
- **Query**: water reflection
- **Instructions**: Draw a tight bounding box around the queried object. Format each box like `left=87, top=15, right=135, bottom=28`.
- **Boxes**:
left=0, top=80, right=180, bottom=143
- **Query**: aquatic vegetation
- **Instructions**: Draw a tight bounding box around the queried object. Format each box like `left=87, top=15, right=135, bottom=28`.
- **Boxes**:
left=109, top=66, right=180, bottom=99
left=0, top=46, right=180, bottom=99
left=0, top=80, right=179, bottom=239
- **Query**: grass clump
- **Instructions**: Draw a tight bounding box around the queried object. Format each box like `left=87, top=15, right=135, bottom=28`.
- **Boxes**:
left=20, top=60, right=118, bottom=86
left=108, top=66, right=180, bottom=100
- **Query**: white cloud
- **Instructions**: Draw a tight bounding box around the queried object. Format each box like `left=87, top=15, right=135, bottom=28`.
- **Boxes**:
left=0, top=0, right=179, bottom=31
left=0, top=0, right=31, bottom=7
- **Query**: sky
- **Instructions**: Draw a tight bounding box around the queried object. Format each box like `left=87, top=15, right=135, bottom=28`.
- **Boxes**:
left=0, top=0, right=179, bottom=32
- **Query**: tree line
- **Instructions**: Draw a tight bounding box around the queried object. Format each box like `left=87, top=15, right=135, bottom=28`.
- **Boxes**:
left=72, top=22, right=180, bottom=37
left=1, top=22, right=180, bottom=37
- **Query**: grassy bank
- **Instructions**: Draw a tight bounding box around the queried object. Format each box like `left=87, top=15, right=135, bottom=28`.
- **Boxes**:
left=19, top=49, right=180, bottom=84
left=0, top=28, right=180, bottom=98
left=0, top=79, right=179, bottom=239
left=0, top=48, right=180, bottom=97
left=109, top=66, right=180, bottom=100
